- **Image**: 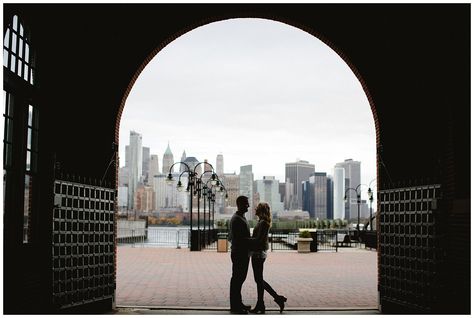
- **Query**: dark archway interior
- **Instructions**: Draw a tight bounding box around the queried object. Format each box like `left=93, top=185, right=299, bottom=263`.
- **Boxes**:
left=3, top=4, right=470, bottom=314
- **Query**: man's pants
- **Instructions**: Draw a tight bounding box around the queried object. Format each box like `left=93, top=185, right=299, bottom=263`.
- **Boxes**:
left=230, top=252, right=250, bottom=310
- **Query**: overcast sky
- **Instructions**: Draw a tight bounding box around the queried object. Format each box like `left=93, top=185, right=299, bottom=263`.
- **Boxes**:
left=119, top=18, right=377, bottom=198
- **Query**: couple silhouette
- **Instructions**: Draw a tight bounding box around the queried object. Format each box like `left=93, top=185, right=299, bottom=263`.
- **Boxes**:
left=229, top=196, right=287, bottom=314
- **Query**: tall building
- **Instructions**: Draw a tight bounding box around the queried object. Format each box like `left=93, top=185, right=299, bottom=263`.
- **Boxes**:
left=335, top=159, right=361, bottom=220
left=279, top=182, right=286, bottom=204
left=180, top=150, right=187, bottom=173
left=216, top=153, right=224, bottom=178
left=222, top=173, right=240, bottom=213
left=125, top=145, right=130, bottom=168
left=239, top=165, right=254, bottom=217
left=142, top=146, right=150, bottom=184
left=284, top=180, right=294, bottom=210
left=134, top=185, right=154, bottom=213
left=327, top=175, right=334, bottom=219
left=153, top=174, right=167, bottom=209
left=302, top=172, right=327, bottom=219
left=149, top=154, right=159, bottom=180
left=255, top=176, right=284, bottom=214
left=285, top=160, right=315, bottom=210
left=333, top=166, right=345, bottom=220
left=312, top=173, right=328, bottom=220
left=127, top=131, right=142, bottom=209
left=162, top=142, right=174, bottom=174
left=183, top=156, right=201, bottom=176
left=118, top=166, right=129, bottom=187
left=118, top=186, right=128, bottom=211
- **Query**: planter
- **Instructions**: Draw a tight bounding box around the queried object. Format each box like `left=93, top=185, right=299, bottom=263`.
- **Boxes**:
left=297, top=238, right=313, bottom=253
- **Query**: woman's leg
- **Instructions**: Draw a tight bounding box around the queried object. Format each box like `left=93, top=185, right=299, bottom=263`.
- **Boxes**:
left=260, top=258, right=279, bottom=299
left=251, top=257, right=265, bottom=304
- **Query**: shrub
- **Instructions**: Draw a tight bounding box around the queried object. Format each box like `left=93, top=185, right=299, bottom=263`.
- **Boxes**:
left=299, top=230, right=311, bottom=238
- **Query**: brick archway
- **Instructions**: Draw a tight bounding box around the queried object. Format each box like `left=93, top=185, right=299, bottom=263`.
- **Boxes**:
left=114, top=14, right=380, bottom=311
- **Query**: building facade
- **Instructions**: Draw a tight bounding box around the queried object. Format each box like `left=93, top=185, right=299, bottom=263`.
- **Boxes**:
left=223, top=173, right=240, bottom=213
left=162, top=142, right=174, bottom=174
left=149, top=154, right=159, bottom=180
left=216, top=153, right=224, bottom=178
left=335, top=159, right=361, bottom=220
left=142, top=146, right=150, bottom=184
left=239, top=165, right=254, bottom=217
left=285, top=160, right=315, bottom=210
left=127, top=130, right=143, bottom=209
left=327, top=175, right=334, bottom=219
left=333, top=166, right=345, bottom=220
left=255, top=176, right=284, bottom=213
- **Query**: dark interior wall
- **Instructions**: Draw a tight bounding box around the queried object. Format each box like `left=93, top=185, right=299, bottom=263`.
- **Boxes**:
left=8, top=4, right=469, bottom=186
left=3, top=3, right=470, bottom=313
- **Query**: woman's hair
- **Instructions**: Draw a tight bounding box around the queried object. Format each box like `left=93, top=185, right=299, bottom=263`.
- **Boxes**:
left=256, top=202, right=272, bottom=226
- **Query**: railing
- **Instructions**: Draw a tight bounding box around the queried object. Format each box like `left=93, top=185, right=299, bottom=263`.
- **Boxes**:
left=270, top=230, right=299, bottom=251
left=117, top=227, right=190, bottom=248
left=116, top=227, right=367, bottom=252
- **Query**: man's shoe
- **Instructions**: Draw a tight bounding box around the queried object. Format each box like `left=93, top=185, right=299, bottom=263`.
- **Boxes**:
left=241, top=304, right=251, bottom=311
left=230, top=308, right=248, bottom=314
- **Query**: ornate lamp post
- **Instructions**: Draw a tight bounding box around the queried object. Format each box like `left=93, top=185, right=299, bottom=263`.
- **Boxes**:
left=344, top=184, right=362, bottom=245
left=205, top=177, right=228, bottom=244
left=168, top=161, right=217, bottom=251
left=166, top=161, right=195, bottom=248
left=367, top=178, right=377, bottom=231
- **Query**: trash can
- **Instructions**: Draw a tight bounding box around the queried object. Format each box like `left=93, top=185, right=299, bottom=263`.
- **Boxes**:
left=217, top=233, right=228, bottom=252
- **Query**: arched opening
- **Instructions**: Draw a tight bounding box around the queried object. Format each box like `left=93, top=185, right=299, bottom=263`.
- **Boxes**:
left=116, top=17, right=378, bottom=310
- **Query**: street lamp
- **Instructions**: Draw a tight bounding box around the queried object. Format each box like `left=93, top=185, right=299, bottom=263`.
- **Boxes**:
left=168, top=161, right=217, bottom=251
left=344, top=184, right=362, bottom=245
left=166, top=161, right=196, bottom=248
left=367, top=178, right=377, bottom=231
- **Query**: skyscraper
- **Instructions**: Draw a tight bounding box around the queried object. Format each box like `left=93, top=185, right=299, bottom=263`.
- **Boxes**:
left=149, top=154, right=159, bottom=180
left=302, top=172, right=327, bottom=219
left=239, top=165, right=254, bottom=217
left=327, top=175, right=334, bottom=219
left=223, top=173, right=240, bottom=213
left=333, top=166, right=346, bottom=220
left=312, top=172, right=328, bottom=220
left=216, top=153, right=224, bottom=178
left=255, top=176, right=284, bottom=214
left=127, top=131, right=142, bottom=209
left=285, top=160, right=315, bottom=210
left=180, top=150, right=187, bottom=173
left=142, top=146, right=150, bottom=183
left=183, top=156, right=201, bottom=176
left=125, top=145, right=130, bottom=168
left=162, top=142, right=174, bottom=174
left=335, top=159, right=361, bottom=220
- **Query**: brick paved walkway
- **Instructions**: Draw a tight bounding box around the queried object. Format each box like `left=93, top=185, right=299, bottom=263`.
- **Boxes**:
left=116, top=247, right=377, bottom=310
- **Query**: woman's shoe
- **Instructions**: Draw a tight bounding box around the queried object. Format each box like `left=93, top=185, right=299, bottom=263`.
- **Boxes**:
left=249, top=303, right=265, bottom=314
left=274, top=295, right=287, bottom=313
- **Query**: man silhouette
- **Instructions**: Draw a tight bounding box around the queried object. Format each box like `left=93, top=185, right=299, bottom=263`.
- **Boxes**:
left=229, top=195, right=252, bottom=314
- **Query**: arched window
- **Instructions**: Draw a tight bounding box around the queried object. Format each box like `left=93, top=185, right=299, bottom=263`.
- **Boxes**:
left=4, top=14, right=35, bottom=85
left=3, top=14, right=38, bottom=244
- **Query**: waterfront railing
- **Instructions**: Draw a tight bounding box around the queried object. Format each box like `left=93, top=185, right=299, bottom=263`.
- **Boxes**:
left=117, top=227, right=364, bottom=252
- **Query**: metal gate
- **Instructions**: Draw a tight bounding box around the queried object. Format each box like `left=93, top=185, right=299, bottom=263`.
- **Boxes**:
left=379, top=184, right=445, bottom=313
left=52, top=178, right=115, bottom=309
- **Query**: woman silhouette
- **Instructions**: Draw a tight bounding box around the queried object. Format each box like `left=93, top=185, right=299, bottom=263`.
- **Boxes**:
left=249, top=202, right=287, bottom=314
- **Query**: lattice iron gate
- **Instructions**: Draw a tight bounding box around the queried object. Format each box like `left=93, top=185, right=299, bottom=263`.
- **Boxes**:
left=379, top=184, right=445, bottom=313
left=52, top=178, right=115, bottom=309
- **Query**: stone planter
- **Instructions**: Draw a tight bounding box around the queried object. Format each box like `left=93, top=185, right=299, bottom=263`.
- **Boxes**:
left=297, top=238, right=313, bottom=253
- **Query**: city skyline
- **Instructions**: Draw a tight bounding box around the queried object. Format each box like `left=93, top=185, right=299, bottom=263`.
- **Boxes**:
left=120, top=131, right=377, bottom=207
left=119, top=18, right=376, bottom=194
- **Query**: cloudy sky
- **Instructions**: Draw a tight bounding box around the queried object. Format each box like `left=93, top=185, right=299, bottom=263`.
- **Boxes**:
left=119, top=18, right=377, bottom=197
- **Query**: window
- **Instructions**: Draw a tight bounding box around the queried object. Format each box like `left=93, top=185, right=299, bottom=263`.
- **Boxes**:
left=23, top=105, right=39, bottom=243
left=3, top=15, right=35, bottom=85
left=3, top=14, right=38, bottom=244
